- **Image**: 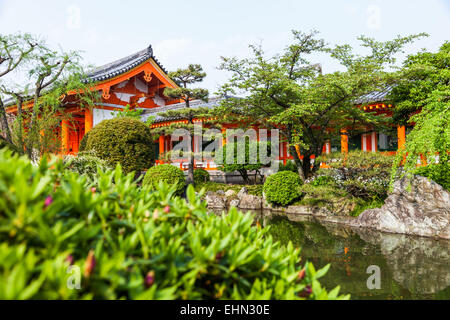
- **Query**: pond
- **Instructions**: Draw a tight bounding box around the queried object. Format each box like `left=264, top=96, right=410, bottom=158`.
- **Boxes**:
left=255, top=210, right=450, bottom=300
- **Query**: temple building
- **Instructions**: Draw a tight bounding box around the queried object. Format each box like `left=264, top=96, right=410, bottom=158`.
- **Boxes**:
left=4, top=45, right=408, bottom=170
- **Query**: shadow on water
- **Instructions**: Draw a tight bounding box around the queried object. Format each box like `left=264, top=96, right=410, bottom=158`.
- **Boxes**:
left=215, top=209, right=450, bottom=300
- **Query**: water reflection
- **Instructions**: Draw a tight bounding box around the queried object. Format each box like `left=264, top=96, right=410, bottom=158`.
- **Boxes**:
left=253, top=210, right=450, bottom=300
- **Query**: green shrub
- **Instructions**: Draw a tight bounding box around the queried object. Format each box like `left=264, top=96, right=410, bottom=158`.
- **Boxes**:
left=63, top=153, right=112, bottom=183
left=0, top=149, right=348, bottom=300
left=0, top=137, right=20, bottom=154
left=193, top=168, right=210, bottom=184
left=311, top=175, right=335, bottom=187
left=279, top=160, right=298, bottom=173
left=143, top=164, right=186, bottom=195
left=316, top=151, right=395, bottom=200
left=264, top=171, right=303, bottom=206
left=83, top=117, right=154, bottom=174
left=414, top=162, right=450, bottom=190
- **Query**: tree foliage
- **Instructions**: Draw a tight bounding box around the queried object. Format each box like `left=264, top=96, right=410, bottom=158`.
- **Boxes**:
left=156, top=64, right=210, bottom=184
left=390, top=43, right=449, bottom=187
left=0, top=32, right=98, bottom=160
left=218, top=139, right=270, bottom=184
left=216, top=30, right=426, bottom=179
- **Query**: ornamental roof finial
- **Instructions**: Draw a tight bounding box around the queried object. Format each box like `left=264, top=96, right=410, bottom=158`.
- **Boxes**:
left=147, top=45, right=153, bottom=57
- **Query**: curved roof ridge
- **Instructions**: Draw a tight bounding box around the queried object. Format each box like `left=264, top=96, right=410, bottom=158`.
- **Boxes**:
left=85, top=45, right=168, bottom=83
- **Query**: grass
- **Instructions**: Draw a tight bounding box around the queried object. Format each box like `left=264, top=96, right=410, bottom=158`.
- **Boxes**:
left=292, top=183, right=384, bottom=217
left=195, top=182, right=263, bottom=196
left=349, top=198, right=384, bottom=217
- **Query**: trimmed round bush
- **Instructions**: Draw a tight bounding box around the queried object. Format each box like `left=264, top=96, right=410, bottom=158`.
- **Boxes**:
left=194, top=168, right=210, bottom=184
left=143, top=164, right=186, bottom=195
left=83, top=117, right=154, bottom=174
left=264, top=171, right=303, bottom=206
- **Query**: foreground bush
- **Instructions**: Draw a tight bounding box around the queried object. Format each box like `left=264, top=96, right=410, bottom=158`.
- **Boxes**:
left=193, top=168, right=210, bottom=184
left=143, top=164, right=186, bottom=196
left=0, top=149, right=348, bottom=300
left=0, top=138, right=20, bottom=154
left=264, top=171, right=303, bottom=206
left=83, top=117, right=154, bottom=174
left=63, top=153, right=112, bottom=183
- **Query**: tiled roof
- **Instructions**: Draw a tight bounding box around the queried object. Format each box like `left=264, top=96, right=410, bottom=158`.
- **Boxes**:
left=354, top=86, right=393, bottom=104
left=3, top=45, right=168, bottom=107
left=84, top=45, right=167, bottom=83
left=141, top=96, right=225, bottom=123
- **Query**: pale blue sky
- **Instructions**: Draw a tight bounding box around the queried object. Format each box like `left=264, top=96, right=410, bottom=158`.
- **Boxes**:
left=0, top=0, right=449, bottom=92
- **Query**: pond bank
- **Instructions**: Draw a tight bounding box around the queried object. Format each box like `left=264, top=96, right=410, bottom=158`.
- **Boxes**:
left=205, top=175, right=450, bottom=240
left=258, top=212, right=450, bottom=300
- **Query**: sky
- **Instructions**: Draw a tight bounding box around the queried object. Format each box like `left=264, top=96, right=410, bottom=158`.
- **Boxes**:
left=0, top=0, right=449, bottom=93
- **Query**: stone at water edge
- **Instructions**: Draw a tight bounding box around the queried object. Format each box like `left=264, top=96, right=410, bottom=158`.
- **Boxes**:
left=225, top=190, right=236, bottom=198
left=237, top=187, right=248, bottom=199
left=229, top=199, right=240, bottom=208
left=356, top=176, right=450, bottom=239
left=205, top=191, right=226, bottom=209
left=239, top=194, right=262, bottom=210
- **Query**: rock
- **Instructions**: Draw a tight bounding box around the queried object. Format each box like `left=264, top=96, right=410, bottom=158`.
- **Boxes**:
left=216, top=190, right=226, bottom=196
left=205, top=191, right=226, bottom=209
left=285, top=205, right=313, bottom=215
left=356, top=176, right=450, bottom=239
left=225, top=190, right=236, bottom=198
left=237, top=187, right=248, bottom=199
left=229, top=199, right=240, bottom=208
left=239, top=194, right=262, bottom=210
left=285, top=205, right=330, bottom=217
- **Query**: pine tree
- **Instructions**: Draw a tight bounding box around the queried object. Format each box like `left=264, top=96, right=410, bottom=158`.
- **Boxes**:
left=156, top=64, right=209, bottom=184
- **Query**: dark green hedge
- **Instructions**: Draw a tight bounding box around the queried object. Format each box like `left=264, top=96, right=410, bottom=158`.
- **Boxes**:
left=264, top=171, right=303, bottom=206
left=143, top=164, right=186, bottom=195
left=194, top=168, right=210, bottom=184
left=83, top=117, right=154, bottom=174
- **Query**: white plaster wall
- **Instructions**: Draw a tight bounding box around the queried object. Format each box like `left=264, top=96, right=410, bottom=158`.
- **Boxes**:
left=93, top=108, right=116, bottom=126
left=153, top=94, right=166, bottom=107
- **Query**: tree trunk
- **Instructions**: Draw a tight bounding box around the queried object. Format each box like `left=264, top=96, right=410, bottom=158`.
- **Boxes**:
left=186, top=99, right=194, bottom=185
left=289, top=145, right=305, bottom=181
left=0, top=99, right=12, bottom=143
left=187, top=130, right=195, bottom=185
left=302, top=154, right=313, bottom=180
left=239, top=169, right=250, bottom=184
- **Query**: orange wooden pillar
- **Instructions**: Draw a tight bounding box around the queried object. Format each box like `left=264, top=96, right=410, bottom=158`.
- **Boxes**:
left=340, top=130, right=348, bottom=154
left=61, top=120, right=69, bottom=154
left=159, top=135, right=165, bottom=160
left=85, top=108, right=93, bottom=134
left=397, top=126, right=406, bottom=150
